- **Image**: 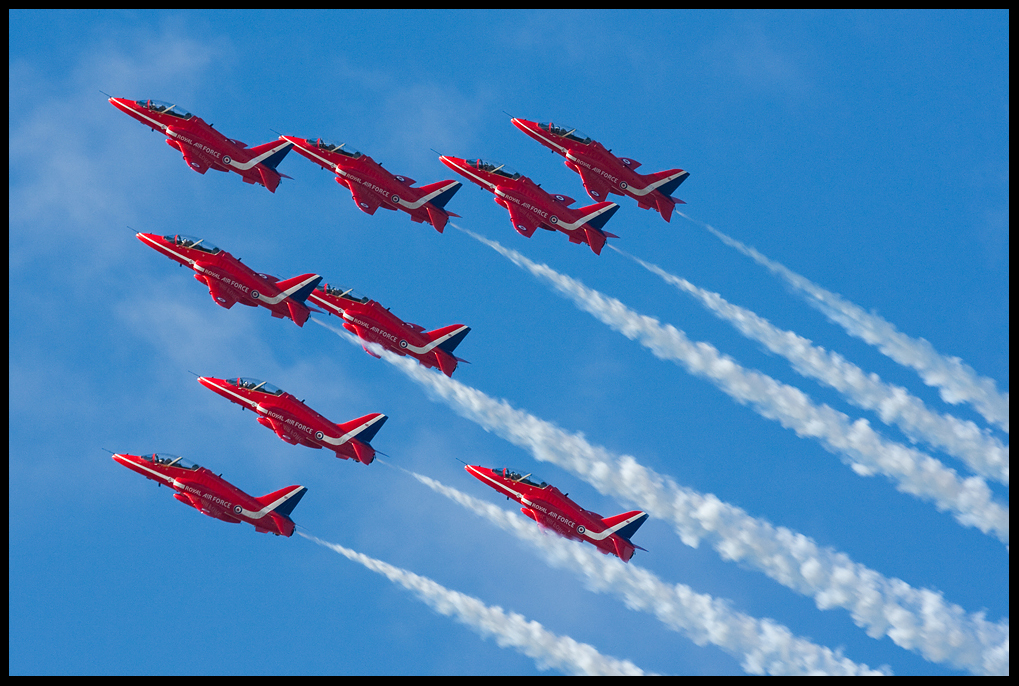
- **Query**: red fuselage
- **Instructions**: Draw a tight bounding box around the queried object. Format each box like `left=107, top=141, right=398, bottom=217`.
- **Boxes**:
left=113, top=452, right=305, bottom=537
left=109, top=97, right=294, bottom=192
left=281, top=136, right=461, bottom=232
left=198, top=376, right=386, bottom=465
left=511, top=118, right=689, bottom=222
left=439, top=156, right=619, bottom=255
left=309, top=285, right=470, bottom=377
left=466, top=465, right=648, bottom=562
left=137, top=232, right=321, bottom=327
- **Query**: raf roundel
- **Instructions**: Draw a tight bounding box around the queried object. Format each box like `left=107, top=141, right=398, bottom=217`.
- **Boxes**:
left=222, top=155, right=232, bottom=165
left=315, top=431, right=324, bottom=441
left=399, top=340, right=408, bottom=349
left=251, top=290, right=260, bottom=300
left=233, top=504, right=243, bottom=515
left=577, top=525, right=586, bottom=534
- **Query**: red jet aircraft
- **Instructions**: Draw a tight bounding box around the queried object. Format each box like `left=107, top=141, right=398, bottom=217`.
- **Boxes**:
left=512, top=118, right=689, bottom=223
left=138, top=232, right=321, bottom=327
left=281, top=136, right=462, bottom=232
left=113, top=452, right=306, bottom=537
left=108, top=97, right=293, bottom=192
left=198, top=376, right=387, bottom=465
left=466, top=465, right=648, bottom=562
left=440, top=156, right=619, bottom=255
left=309, top=283, right=470, bottom=377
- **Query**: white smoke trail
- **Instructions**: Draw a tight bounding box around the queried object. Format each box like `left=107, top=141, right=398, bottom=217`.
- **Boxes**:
left=312, top=318, right=1009, bottom=675
left=404, top=470, right=888, bottom=676
left=683, top=213, right=1009, bottom=434
left=454, top=227, right=1007, bottom=545
left=612, top=246, right=1009, bottom=487
left=299, top=532, right=648, bottom=675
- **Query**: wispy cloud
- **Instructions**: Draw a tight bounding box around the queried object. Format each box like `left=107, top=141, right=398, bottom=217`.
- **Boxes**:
left=687, top=214, right=1009, bottom=433
left=300, top=533, right=649, bottom=675
left=314, top=318, right=1009, bottom=675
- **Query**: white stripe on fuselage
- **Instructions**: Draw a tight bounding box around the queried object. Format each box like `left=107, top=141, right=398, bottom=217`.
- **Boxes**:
left=322, top=413, right=385, bottom=447
left=524, top=126, right=568, bottom=155
left=565, top=151, right=685, bottom=197
left=339, top=311, right=465, bottom=356
left=203, top=379, right=259, bottom=410
left=447, top=161, right=497, bottom=191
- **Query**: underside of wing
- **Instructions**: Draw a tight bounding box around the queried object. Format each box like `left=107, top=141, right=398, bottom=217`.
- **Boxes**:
left=179, top=146, right=211, bottom=175
left=264, top=415, right=300, bottom=445
left=506, top=205, right=541, bottom=237
left=576, top=167, right=614, bottom=202
left=205, top=278, right=238, bottom=309
left=344, top=181, right=383, bottom=215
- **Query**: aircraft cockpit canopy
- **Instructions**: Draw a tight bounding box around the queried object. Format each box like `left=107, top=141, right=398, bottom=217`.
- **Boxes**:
left=322, top=284, right=369, bottom=303
left=499, top=468, right=548, bottom=489
left=137, top=100, right=193, bottom=120
left=469, top=159, right=521, bottom=180
left=313, top=139, right=362, bottom=159
left=166, top=235, right=220, bottom=254
left=542, top=122, right=591, bottom=145
left=146, top=453, right=200, bottom=470
left=228, top=378, right=284, bottom=396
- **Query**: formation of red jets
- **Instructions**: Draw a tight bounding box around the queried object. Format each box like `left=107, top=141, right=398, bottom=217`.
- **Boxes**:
left=111, top=97, right=682, bottom=556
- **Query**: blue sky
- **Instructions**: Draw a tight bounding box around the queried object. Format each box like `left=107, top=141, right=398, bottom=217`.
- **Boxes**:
left=9, top=10, right=1008, bottom=675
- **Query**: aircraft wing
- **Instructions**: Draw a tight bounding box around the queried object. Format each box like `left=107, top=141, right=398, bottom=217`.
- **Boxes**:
left=179, top=146, right=210, bottom=175
left=505, top=205, right=541, bottom=238
left=345, top=182, right=383, bottom=216
left=576, top=167, right=614, bottom=203
left=205, top=278, right=238, bottom=309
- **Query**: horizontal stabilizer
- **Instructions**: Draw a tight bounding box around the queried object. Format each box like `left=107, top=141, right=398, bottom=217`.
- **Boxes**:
left=258, top=166, right=281, bottom=193
left=435, top=351, right=458, bottom=377
left=425, top=205, right=448, bottom=233
left=584, top=227, right=607, bottom=255
left=287, top=300, right=309, bottom=327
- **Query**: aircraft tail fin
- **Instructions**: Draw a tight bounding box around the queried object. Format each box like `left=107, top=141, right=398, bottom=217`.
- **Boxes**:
left=645, top=168, right=689, bottom=198
left=256, top=485, right=308, bottom=518
left=337, top=413, right=388, bottom=445
left=426, top=324, right=471, bottom=355
left=277, top=274, right=323, bottom=305
left=419, top=180, right=462, bottom=210
left=601, top=510, right=649, bottom=542
left=576, top=201, right=619, bottom=231
left=250, top=139, right=294, bottom=171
